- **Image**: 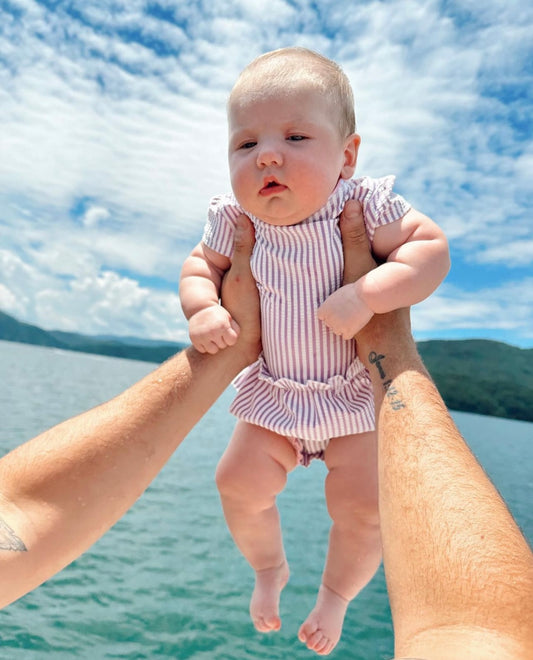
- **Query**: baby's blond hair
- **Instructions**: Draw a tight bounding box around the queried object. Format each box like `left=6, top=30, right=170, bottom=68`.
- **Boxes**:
left=228, top=47, right=356, bottom=138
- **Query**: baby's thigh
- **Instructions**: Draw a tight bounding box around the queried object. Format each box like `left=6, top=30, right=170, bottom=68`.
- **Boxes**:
left=215, top=421, right=298, bottom=498
left=323, top=431, right=379, bottom=523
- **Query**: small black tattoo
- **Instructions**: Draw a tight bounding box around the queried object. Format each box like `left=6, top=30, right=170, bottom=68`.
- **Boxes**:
left=0, top=518, right=27, bottom=552
left=369, top=351, right=386, bottom=378
left=383, top=379, right=406, bottom=410
left=368, top=352, right=406, bottom=411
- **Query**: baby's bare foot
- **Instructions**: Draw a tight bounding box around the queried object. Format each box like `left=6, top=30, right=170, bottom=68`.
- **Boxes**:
left=297, top=584, right=349, bottom=655
left=249, top=560, right=289, bottom=633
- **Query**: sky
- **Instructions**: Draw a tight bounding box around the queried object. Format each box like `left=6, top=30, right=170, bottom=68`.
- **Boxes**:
left=0, top=0, right=532, bottom=347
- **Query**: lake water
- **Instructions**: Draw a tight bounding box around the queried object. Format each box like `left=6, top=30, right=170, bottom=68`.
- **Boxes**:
left=0, top=340, right=531, bottom=659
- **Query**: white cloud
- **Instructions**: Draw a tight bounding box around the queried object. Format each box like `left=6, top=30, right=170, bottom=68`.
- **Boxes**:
left=0, top=0, right=531, bottom=342
left=0, top=283, right=27, bottom=318
left=2, top=254, right=186, bottom=341
left=83, top=205, right=110, bottom=227
left=412, top=279, right=533, bottom=343
left=475, top=241, right=533, bottom=267
left=233, top=0, right=297, bottom=24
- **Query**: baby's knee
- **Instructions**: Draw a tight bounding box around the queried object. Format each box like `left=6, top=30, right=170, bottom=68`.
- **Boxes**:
left=328, top=498, right=380, bottom=531
left=215, top=456, right=244, bottom=498
left=216, top=449, right=289, bottom=503
left=330, top=497, right=380, bottom=530
left=215, top=454, right=263, bottom=502
left=325, top=472, right=379, bottom=529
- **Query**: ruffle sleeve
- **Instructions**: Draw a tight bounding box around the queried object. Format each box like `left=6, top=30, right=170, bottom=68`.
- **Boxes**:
left=353, top=175, right=411, bottom=242
left=201, top=194, right=244, bottom=258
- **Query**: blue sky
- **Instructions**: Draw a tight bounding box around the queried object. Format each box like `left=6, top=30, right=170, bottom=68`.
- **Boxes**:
left=0, top=0, right=532, bottom=346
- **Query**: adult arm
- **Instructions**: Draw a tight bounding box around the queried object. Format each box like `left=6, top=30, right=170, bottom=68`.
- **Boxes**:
left=339, top=201, right=533, bottom=659
left=0, top=214, right=260, bottom=609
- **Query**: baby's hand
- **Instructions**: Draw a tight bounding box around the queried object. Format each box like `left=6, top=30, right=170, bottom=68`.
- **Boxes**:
left=189, top=305, right=240, bottom=354
left=317, top=282, right=373, bottom=340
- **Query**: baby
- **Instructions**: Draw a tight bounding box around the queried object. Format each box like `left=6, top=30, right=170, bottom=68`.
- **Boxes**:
left=180, top=47, right=450, bottom=655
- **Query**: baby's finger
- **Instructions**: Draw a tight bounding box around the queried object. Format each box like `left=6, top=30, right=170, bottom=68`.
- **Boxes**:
left=203, top=339, right=222, bottom=355
left=225, top=319, right=240, bottom=347
left=218, top=324, right=240, bottom=349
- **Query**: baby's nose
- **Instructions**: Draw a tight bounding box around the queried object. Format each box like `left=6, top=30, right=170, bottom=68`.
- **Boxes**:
left=257, top=145, right=283, bottom=168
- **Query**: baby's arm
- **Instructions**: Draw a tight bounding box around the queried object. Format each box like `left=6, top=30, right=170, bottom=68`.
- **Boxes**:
left=362, top=207, right=450, bottom=309
left=318, top=207, right=450, bottom=339
left=179, top=242, right=239, bottom=354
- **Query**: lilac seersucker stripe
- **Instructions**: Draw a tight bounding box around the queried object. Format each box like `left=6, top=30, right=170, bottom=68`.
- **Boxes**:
left=201, top=177, right=410, bottom=442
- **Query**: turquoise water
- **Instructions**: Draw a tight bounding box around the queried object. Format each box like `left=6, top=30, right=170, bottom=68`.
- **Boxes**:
left=0, top=341, right=531, bottom=659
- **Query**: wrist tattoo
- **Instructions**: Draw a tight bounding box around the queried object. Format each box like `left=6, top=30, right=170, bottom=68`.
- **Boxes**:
left=369, top=351, right=406, bottom=411
left=0, top=517, right=27, bottom=552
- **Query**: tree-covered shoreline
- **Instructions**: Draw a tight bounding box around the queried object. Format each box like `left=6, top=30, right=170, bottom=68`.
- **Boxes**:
left=2, top=311, right=532, bottom=423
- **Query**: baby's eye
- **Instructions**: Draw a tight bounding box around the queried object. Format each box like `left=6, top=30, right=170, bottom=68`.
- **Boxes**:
left=239, top=141, right=257, bottom=149
left=287, top=135, right=307, bottom=142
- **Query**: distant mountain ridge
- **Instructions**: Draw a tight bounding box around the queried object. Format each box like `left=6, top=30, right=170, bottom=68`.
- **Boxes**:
left=417, top=339, right=533, bottom=423
left=0, top=310, right=186, bottom=364
left=1, top=310, right=532, bottom=423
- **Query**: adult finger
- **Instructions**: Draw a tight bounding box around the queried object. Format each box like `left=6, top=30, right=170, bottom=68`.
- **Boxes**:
left=221, top=215, right=261, bottom=352
left=340, top=200, right=376, bottom=285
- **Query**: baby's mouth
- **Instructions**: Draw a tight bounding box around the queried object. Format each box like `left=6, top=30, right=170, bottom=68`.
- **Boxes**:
left=260, top=179, right=288, bottom=196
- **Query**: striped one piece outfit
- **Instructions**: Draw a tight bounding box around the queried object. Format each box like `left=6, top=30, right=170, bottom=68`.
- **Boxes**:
left=202, top=176, right=411, bottom=464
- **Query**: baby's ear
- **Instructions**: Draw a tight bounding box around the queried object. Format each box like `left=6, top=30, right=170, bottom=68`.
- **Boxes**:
left=340, top=133, right=360, bottom=179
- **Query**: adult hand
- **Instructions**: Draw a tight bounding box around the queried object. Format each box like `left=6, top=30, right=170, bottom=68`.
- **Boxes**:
left=340, top=200, right=533, bottom=660
left=221, top=214, right=262, bottom=363
left=338, top=200, right=413, bottom=368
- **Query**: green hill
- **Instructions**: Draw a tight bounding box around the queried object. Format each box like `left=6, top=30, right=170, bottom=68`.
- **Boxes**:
left=0, top=310, right=186, bottom=364
left=1, top=310, right=532, bottom=423
left=417, top=339, right=533, bottom=423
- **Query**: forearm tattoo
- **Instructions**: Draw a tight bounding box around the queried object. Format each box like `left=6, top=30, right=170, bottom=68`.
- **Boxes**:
left=368, top=351, right=406, bottom=411
left=0, top=517, right=27, bottom=552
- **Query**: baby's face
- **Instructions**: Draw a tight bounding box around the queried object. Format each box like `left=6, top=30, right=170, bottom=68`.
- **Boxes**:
left=227, top=83, right=358, bottom=226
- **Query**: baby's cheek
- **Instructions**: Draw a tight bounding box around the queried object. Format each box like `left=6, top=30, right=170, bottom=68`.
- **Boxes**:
left=230, top=165, right=251, bottom=207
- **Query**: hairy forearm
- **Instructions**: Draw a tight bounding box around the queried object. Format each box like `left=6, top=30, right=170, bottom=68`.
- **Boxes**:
left=0, top=343, right=249, bottom=609
left=357, top=313, right=533, bottom=658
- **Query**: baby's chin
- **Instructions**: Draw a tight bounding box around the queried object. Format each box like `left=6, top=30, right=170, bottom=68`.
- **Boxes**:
left=239, top=201, right=327, bottom=227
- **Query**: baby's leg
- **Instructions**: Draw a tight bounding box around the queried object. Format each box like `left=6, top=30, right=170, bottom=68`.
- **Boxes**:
left=298, top=430, right=381, bottom=655
left=215, top=420, right=298, bottom=632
